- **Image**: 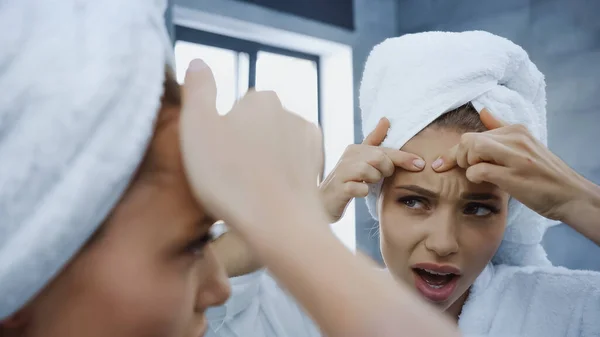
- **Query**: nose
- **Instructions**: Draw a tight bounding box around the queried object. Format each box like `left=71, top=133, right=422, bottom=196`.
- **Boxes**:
left=424, top=213, right=459, bottom=257
left=195, top=246, right=231, bottom=311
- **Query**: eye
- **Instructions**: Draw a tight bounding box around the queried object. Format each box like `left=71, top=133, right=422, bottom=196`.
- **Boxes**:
left=185, top=232, right=214, bottom=258
left=397, top=196, right=427, bottom=210
left=463, top=203, right=498, bottom=217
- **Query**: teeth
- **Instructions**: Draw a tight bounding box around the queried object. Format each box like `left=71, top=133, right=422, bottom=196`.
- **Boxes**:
left=421, top=268, right=452, bottom=276
left=428, top=284, right=443, bottom=289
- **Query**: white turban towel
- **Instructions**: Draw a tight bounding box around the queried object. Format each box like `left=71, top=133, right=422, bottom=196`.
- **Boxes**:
left=359, top=31, right=559, bottom=268
left=0, top=0, right=174, bottom=319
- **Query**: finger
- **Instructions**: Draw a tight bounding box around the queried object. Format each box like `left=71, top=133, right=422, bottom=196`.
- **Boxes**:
left=480, top=108, right=508, bottom=130
left=381, top=148, right=425, bottom=171
left=465, top=133, right=523, bottom=167
left=235, top=90, right=283, bottom=118
left=362, top=148, right=395, bottom=178
left=434, top=133, right=517, bottom=171
left=343, top=181, right=369, bottom=198
left=433, top=134, right=500, bottom=171
left=431, top=144, right=458, bottom=172
left=363, top=118, right=390, bottom=146
left=352, top=162, right=383, bottom=183
left=183, top=59, right=219, bottom=119
left=465, top=162, right=513, bottom=189
left=454, top=133, right=499, bottom=168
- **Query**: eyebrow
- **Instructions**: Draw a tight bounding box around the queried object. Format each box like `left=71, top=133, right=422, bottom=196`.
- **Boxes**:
left=394, top=185, right=500, bottom=201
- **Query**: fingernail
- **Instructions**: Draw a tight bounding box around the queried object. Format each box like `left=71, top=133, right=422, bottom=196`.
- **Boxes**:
left=412, top=159, right=425, bottom=169
left=188, top=59, right=207, bottom=72
left=432, top=158, right=443, bottom=169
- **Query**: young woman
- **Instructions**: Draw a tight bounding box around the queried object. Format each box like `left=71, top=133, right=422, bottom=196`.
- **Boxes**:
left=206, top=32, right=600, bottom=337
left=0, top=2, right=460, bottom=337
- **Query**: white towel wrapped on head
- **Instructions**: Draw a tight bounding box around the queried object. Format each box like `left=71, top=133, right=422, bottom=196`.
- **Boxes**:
left=359, top=31, right=557, bottom=267
left=0, top=0, right=173, bottom=319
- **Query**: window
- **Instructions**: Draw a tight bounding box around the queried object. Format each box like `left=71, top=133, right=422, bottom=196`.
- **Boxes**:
left=174, top=26, right=320, bottom=125
left=172, top=26, right=360, bottom=249
left=174, top=42, right=249, bottom=114
left=256, top=51, right=319, bottom=125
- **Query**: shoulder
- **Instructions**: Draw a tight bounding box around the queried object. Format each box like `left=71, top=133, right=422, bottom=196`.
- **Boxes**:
left=462, top=265, right=600, bottom=336
left=495, top=264, right=600, bottom=282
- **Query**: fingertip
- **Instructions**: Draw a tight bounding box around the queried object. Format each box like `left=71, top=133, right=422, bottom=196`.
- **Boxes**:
left=431, top=157, right=456, bottom=172
left=364, top=117, right=390, bottom=145
left=184, top=59, right=211, bottom=85
left=480, top=108, right=507, bottom=130
left=182, top=58, right=217, bottom=108
left=188, top=59, right=208, bottom=72
left=431, top=157, right=444, bottom=170
left=412, top=158, right=425, bottom=170
left=185, top=58, right=214, bottom=78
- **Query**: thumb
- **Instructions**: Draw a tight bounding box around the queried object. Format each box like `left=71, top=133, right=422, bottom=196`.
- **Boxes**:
left=363, top=118, right=390, bottom=146
left=183, top=59, right=219, bottom=119
left=179, top=59, right=220, bottom=191
left=480, top=108, right=507, bottom=130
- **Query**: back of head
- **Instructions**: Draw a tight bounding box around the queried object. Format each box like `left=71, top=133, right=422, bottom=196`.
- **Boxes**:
left=0, top=0, right=173, bottom=319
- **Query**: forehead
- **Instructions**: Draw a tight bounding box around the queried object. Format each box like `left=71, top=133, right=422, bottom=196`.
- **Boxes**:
left=389, top=127, right=500, bottom=194
left=400, top=127, right=460, bottom=161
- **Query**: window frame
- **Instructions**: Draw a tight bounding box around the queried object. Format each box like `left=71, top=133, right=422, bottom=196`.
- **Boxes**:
left=175, top=26, right=322, bottom=126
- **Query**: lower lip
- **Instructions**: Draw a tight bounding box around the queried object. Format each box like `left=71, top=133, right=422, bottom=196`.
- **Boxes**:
left=413, top=271, right=459, bottom=303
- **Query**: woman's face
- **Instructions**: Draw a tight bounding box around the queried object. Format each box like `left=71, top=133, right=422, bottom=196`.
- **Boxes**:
left=379, top=127, right=508, bottom=317
left=13, top=96, right=231, bottom=337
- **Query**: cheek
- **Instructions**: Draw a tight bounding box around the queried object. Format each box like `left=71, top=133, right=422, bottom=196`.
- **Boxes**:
left=87, top=242, right=200, bottom=336
left=378, top=203, right=425, bottom=279
left=460, top=219, right=506, bottom=272
left=33, top=240, right=199, bottom=337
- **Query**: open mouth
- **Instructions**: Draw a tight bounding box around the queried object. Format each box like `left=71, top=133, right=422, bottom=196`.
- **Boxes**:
left=414, top=268, right=457, bottom=288
left=412, top=266, right=461, bottom=303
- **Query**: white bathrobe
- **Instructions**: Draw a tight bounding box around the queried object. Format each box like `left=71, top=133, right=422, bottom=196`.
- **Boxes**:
left=205, top=31, right=600, bottom=337
left=205, top=264, right=600, bottom=337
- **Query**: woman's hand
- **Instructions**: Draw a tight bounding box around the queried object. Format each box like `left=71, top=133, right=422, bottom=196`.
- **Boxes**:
left=180, top=59, right=326, bottom=233
left=432, top=108, right=597, bottom=223
left=320, top=118, right=425, bottom=222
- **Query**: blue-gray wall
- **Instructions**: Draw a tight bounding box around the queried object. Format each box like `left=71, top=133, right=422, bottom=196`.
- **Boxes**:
left=356, top=0, right=600, bottom=269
